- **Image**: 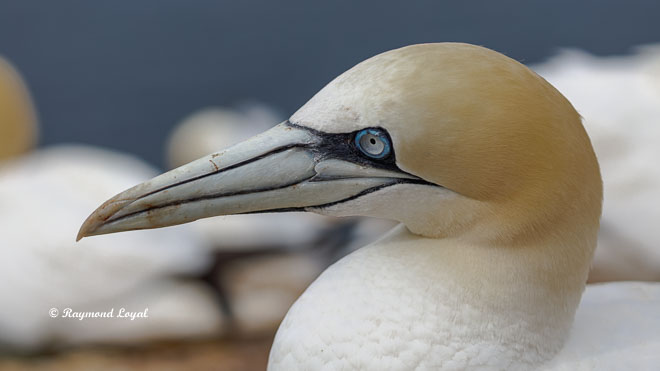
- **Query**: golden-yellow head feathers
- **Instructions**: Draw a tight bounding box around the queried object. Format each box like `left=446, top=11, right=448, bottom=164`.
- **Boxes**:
left=0, top=57, right=38, bottom=162
left=293, top=43, right=602, bottom=243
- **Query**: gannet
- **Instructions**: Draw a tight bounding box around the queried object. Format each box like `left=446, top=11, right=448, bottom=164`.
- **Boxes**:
left=533, top=46, right=660, bottom=282
left=0, top=56, right=38, bottom=162
left=78, top=43, right=659, bottom=369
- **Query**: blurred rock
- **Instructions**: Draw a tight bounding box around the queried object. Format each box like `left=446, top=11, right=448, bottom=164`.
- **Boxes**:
left=0, top=338, right=271, bottom=371
left=221, top=253, right=325, bottom=336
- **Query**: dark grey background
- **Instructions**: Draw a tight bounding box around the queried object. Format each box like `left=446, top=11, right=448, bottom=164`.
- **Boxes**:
left=1, top=0, right=659, bottom=167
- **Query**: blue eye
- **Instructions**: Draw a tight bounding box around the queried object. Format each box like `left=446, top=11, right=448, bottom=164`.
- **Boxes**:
left=355, top=129, right=391, bottom=159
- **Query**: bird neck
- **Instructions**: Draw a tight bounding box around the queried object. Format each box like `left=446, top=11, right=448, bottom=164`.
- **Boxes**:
left=362, top=223, right=595, bottom=366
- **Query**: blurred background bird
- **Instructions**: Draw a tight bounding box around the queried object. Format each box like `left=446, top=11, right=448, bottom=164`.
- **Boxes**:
left=0, top=57, right=224, bottom=351
left=0, top=1, right=659, bottom=370
left=0, top=56, right=37, bottom=162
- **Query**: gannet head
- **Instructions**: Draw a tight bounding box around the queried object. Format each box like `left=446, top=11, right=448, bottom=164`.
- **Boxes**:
left=78, top=43, right=602, bottom=250
left=0, top=57, right=38, bottom=162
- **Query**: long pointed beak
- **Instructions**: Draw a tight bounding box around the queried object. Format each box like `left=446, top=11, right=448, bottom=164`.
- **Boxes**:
left=77, top=122, right=426, bottom=240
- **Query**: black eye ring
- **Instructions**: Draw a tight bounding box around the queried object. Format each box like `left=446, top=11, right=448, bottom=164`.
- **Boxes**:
left=354, top=128, right=391, bottom=159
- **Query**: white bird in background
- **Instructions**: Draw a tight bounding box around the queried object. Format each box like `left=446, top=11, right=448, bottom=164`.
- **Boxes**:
left=167, top=105, right=393, bottom=336
left=79, top=43, right=660, bottom=370
left=533, top=46, right=660, bottom=282
left=0, top=146, right=224, bottom=350
left=167, top=104, right=281, bottom=169
left=0, top=60, right=223, bottom=351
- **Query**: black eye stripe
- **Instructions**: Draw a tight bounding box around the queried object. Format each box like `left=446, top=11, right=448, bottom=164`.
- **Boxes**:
left=285, top=121, right=399, bottom=171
